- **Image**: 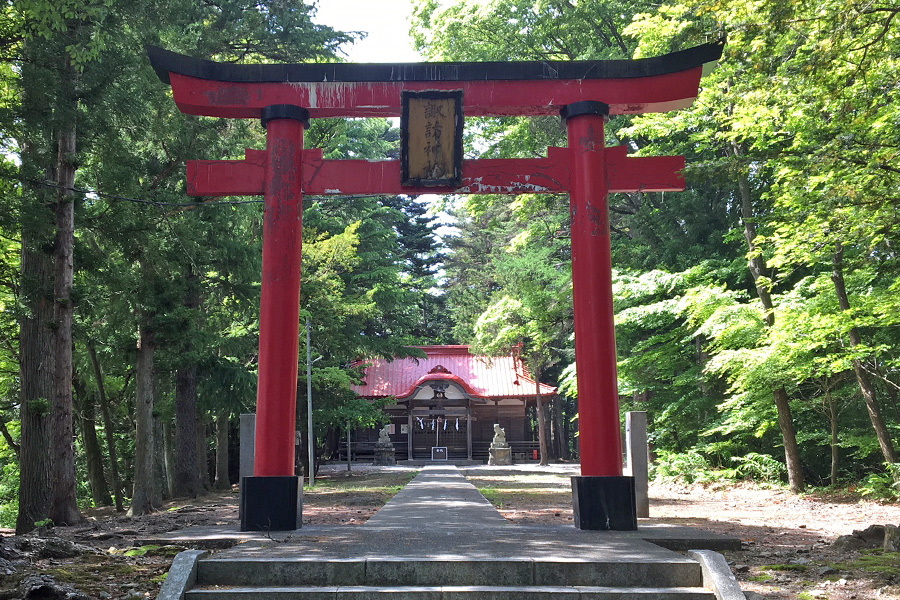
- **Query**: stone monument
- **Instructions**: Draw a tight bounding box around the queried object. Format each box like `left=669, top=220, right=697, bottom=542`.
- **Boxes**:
left=374, top=425, right=396, bottom=466
left=488, top=423, right=512, bottom=466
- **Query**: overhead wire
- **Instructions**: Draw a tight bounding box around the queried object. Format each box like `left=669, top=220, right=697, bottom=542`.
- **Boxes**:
left=4, top=174, right=264, bottom=207
left=4, top=174, right=401, bottom=207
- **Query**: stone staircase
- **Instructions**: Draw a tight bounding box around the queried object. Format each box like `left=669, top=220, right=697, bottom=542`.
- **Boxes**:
left=184, top=554, right=716, bottom=599
left=156, top=467, right=740, bottom=600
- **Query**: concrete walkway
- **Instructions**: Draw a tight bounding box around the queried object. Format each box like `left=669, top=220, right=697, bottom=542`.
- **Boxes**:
left=145, top=466, right=739, bottom=561
left=363, top=465, right=508, bottom=529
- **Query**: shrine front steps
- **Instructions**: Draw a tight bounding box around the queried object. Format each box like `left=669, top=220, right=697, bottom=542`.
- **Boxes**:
left=155, top=467, right=742, bottom=600
left=183, top=555, right=715, bottom=599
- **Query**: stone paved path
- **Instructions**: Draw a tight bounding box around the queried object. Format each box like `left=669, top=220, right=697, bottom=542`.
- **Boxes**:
left=140, top=465, right=739, bottom=558
left=364, top=465, right=508, bottom=529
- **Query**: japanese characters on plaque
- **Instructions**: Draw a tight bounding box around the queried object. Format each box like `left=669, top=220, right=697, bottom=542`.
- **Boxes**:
left=401, top=90, right=463, bottom=187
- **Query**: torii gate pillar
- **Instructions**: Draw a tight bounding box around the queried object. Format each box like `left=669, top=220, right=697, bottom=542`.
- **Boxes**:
left=239, top=105, right=309, bottom=531
left=564, top=101, right=635, bottom=529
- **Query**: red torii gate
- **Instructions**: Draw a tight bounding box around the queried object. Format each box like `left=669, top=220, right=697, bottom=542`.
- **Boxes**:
left=149, top=42, right=722, bottom=532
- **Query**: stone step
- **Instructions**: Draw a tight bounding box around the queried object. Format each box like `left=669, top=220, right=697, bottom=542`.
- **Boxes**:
left=187, top=585, right=717, bottom=599
left=196, top=558, right=704, bottom=588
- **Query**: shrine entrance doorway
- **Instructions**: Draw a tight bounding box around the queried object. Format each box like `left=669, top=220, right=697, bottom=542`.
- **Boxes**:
left=410, top=411, right=469, bottom=460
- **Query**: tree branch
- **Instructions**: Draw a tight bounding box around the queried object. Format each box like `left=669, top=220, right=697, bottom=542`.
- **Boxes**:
left=602, top=16, right=629, bottom=55
left=0, top=413, right=19, bottom=454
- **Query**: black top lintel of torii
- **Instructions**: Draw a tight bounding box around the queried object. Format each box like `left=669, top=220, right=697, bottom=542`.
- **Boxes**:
left=147, top=40, right=723, bottom=86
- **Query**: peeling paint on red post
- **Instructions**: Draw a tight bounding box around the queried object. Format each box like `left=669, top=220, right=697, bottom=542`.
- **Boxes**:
left=254, top=106, right=308, bottom=478
left=563, top=102, right=624, bottom=477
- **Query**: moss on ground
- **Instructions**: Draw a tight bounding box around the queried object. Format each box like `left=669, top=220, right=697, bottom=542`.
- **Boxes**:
left=761, top=564, right=810, bottom=572
left=479, top=488, right=505, bottom=508
left=110, top=544, right=184, bottom=558
left=47, top=560, right=140, bottom=595
left=309, top=471, right=415, bottom=492
left=468, top=472, right=572, bottom=510
left=40, top=545, right=178, bottom=597
left=830, top=550, right=900, bottom=576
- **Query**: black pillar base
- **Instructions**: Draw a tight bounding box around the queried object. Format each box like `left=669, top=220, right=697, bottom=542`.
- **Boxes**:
left=571, top=475, right=637, bottom=531
left=240, top=476, right=303, bottom=532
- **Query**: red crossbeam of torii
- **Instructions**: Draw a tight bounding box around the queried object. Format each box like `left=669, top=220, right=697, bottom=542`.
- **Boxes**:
left=149, top=41, right=722, bottom=531
left=186, top=146, right=683, bottom=197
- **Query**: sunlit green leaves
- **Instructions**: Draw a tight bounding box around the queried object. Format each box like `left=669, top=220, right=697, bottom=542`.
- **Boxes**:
left=412, top=0, right=637, bottom=62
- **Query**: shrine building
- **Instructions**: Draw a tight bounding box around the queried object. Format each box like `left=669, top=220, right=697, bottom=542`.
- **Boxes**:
left=351, top=345, right=557, bottom=462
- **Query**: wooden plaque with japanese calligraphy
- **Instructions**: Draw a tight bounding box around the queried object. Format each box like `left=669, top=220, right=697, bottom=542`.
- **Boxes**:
left=401, top=90, right=463, bottom=187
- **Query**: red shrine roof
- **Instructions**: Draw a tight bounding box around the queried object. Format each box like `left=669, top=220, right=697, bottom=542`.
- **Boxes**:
left=352, top=345, right=557, bottom=400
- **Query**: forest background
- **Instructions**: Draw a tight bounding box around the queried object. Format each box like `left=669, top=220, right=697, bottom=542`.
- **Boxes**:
left=0, top=0, right=897, bottom=533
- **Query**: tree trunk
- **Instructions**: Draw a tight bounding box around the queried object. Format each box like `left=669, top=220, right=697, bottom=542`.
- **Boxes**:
left=174, top=364, right=201, bottom=497
left=16, top=231, right=54, bottom=533
left=152, top=414, right=169, bottom=505
left=832, top=243, right=897, bottom=464
left=128, top=321, right=157, bottom=516
left=888, top=382, right=900, bottom=423
left=197, top=411, right=210, bottom=490
left=773, top=386, right=805, bottom=492
left=827, top=385, right=839, bottom=487
left=88, top=343, right=124, bottom=511
left=323, top=427, right=341, bottom=462
left=17, top=73, right=56, bottom=531
left=49, top=96, right=83, bottom=526
left=16, top=19, right=60, bottom=536
left=174, top=267, right=202, bottom=497
left=214, top=411, right=230, bottom=490
left=535, top=369, right=549, bottom=466
left=299, top=427, right=310, bottom=479
left=736, top=157, right=805, bottom=492
left=551, top=395, right=569, bottom=460
left=74, top=374, right=112, bottom=506
left=696, top=336, right=711, bottom=397
left=163, top=421, right=176, bottom=498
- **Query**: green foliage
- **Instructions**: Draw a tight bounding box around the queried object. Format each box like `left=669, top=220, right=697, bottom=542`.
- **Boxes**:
left=17, top=0, right=117, bottom=67
left=25, top=397, right=49, bottom=415
left=416, top=0, right=900, bottom=479
left=730, top=452, right=786, bottom=484
left=652, top=449, right=786, bottom=485
left=856, top=464, right=900, bottom=500
left=609, top=0, right=900, bottom=485
left=412, top=0, right=637, bottom=61
left=651, top=449, right=730, bottom=485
